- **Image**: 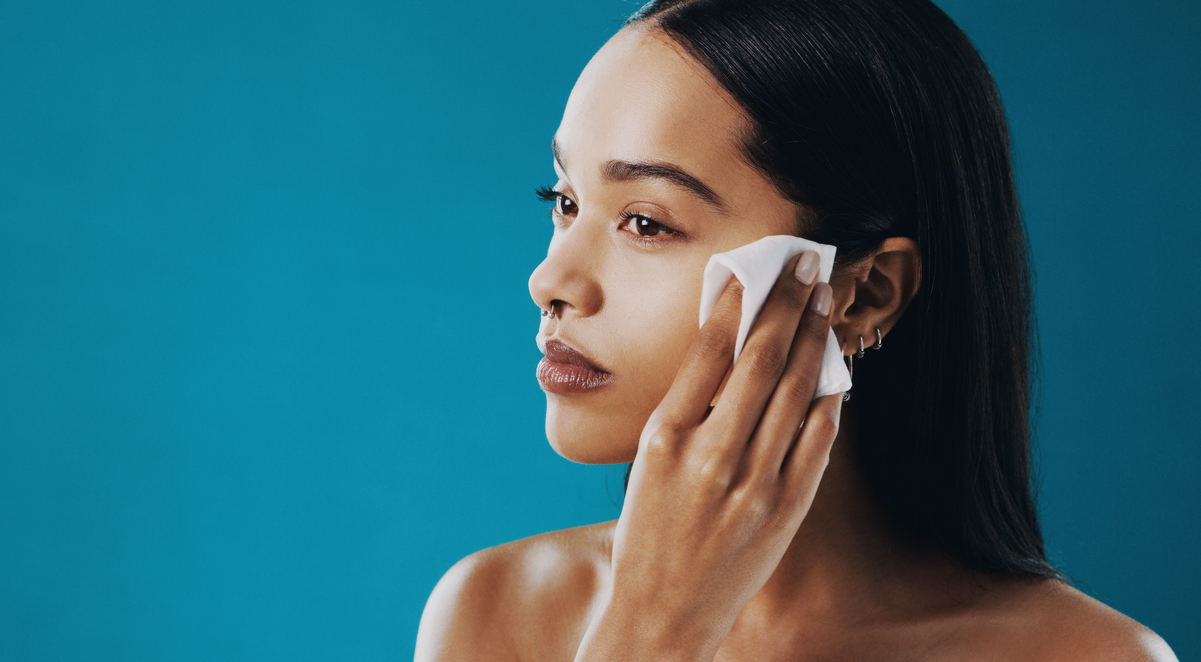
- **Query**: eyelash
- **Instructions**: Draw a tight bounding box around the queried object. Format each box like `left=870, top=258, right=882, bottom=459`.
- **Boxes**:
left=534, top=184, right=680, bottom=245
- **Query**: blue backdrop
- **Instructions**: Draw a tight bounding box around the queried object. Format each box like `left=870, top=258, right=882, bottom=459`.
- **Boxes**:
left=1, top=0, right=1196, bottom=659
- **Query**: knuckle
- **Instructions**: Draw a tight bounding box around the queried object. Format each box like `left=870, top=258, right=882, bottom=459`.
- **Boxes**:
left=801, top=313, right=830, bottom=343
left=745, top=346, right=788, bottom=380
left=694, top=327, right=735, bottom=362
left=730, top=481, right=773, bottom=523
left=806, top=411, right=839, bottom=440
left=779, top=281, right=809, bottom=311
left=777, top=379, right=812, bottom=412
left=641, top=424, right=679, bottom=459
left=695, top=455, right=734, bottom=493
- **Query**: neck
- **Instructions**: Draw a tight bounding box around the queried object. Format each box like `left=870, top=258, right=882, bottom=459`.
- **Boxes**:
left=744, top=399, right=971, bottom=625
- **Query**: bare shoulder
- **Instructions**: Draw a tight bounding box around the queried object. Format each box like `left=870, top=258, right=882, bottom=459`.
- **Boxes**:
left=414, top=520, right=615, bottom=662
left=992, top=578, right=1178, bottom=662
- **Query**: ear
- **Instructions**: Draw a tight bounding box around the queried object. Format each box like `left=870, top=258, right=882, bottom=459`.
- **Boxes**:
left=828, top=237, right=922, bottom=356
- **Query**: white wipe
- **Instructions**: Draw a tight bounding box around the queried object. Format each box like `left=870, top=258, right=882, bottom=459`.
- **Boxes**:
left=698, top=235, right=852, bottom=399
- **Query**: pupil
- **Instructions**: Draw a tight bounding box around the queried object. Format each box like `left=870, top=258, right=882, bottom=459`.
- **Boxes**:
left=638, top=218, right=655, bottom=235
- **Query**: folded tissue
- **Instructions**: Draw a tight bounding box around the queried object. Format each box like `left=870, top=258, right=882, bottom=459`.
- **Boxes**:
left=698, top=235, right=852, bottom=399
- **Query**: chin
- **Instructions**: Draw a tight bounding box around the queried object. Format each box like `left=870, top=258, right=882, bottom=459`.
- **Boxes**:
left=544, top=398, right=640, bottom=465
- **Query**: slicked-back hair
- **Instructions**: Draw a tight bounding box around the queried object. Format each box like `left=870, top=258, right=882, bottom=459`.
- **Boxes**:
left=628, top=0, right=1058, bottom=578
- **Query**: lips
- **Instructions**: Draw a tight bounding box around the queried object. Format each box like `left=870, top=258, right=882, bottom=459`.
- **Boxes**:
left=541, top=338, right=608, bottom=373
left=536, top=336, right=614, bottom=394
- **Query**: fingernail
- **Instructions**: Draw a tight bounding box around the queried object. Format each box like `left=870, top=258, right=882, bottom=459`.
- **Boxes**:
left=810, top=283, right=832, bottom=317
left=794, top=250, right=819, bottom=285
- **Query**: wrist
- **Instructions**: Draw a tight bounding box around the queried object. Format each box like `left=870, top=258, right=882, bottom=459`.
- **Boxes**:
left=573, top=592, right=723, bottom=662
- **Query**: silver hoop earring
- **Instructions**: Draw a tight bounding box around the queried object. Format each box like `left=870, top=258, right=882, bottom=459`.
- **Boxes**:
left=857, top=335, right=865, bottom=359
left=873, top=327, right=883, bottom=350
left=843, top=351, right=853, bottom=401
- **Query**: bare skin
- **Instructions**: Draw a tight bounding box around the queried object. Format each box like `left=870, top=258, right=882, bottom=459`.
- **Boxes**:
left=415, top=24, right=1177, bottom=662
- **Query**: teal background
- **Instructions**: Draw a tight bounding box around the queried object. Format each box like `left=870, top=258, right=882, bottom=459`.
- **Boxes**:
left=0, top=0, right=1196, bottom=659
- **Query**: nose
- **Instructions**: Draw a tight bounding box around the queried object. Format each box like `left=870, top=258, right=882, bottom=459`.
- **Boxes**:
left=528, top=221, right=603, bottom=320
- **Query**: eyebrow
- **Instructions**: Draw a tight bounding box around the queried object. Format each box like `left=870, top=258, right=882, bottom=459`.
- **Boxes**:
left=552, top=137, right=729, bottom=214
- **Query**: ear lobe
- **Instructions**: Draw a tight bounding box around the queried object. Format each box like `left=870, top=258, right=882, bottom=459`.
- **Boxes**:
left=835, top=237, right=921, bottom=351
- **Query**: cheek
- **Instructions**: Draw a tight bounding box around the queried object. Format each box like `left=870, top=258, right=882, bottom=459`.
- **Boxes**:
left=617, top=293, right=698, bottom=403
left=601, top=274, right=702, bottom=447
left=545, top=265, right=704, bottom=465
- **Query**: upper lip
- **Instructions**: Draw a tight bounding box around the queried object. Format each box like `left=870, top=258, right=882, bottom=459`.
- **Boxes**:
left=539, top=337, right=609, bottom=373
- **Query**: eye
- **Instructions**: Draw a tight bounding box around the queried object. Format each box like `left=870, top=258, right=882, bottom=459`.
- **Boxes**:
left=556, top=194, right=578, bottom=217
left=534, top=185, right=577, bottom=217
left=619, top=211, right=677, bottom=240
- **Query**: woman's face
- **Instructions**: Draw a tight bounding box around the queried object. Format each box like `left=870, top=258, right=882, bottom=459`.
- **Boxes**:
left=529, top=25, right=804, bottom=464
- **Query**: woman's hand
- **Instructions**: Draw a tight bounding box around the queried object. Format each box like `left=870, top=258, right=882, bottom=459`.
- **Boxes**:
left=575, top=250, right=843, bottom=662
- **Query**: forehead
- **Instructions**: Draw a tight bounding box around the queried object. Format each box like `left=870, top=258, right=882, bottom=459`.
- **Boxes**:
left=554, top=26, right=748, bottom=182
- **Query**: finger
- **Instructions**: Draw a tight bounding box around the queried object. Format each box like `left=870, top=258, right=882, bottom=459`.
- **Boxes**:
left=781, top=393, right=843, bottom=500
left=703, top=252, right=817, bottom=455
left=651, top=275, right=743, bottom=431
left=746, top=281, right=834, bottom=473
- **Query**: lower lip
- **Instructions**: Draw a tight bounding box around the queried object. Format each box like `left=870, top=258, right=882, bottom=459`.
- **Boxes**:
left=537, top=357, right=614, bottom=394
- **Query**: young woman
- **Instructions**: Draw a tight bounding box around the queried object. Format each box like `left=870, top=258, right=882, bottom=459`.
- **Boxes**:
left=416, top=1, right=1177, bottom=659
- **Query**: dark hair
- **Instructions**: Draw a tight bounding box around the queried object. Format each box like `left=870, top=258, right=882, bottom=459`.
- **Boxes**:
left=626, top=0, right=1059, bottom=578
